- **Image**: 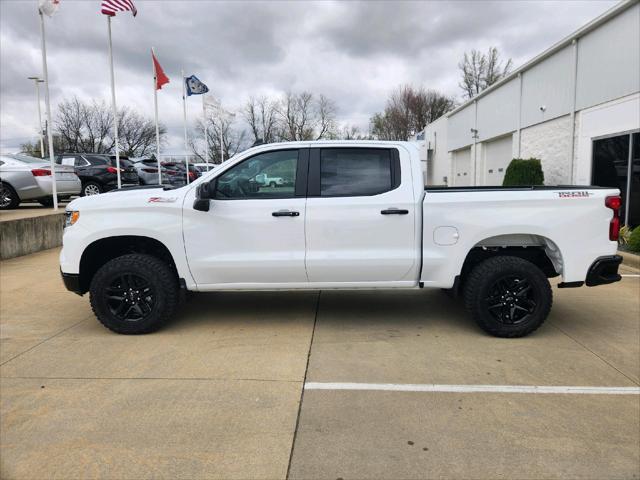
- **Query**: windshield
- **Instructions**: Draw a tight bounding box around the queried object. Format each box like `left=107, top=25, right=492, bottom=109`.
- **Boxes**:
left=4, top=153, right=46, bottom=164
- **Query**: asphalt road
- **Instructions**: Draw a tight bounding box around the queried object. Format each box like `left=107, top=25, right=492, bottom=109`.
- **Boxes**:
left=1, top=248, right=638, bottom=479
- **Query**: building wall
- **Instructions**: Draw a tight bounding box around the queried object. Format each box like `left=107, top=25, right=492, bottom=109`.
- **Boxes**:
left=520, top=45, right=574, bottom=128
left=576, top=4, right=640, bottom=110
left=520, top=115, right=573, bottom=185
left=422, top=116, right=449, bottom=185
left=423, top=1, right=640, bottom=188
left=476, top=78, right=519, bottom=142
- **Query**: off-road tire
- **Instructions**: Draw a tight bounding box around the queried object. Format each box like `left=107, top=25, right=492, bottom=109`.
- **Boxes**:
left=463, top=256, right=552, bottom=338
left=89, top=254, right=179, bottom=334
left=0, top=182, right=19, bottom=209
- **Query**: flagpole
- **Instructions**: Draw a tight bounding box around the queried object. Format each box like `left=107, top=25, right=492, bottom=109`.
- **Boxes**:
left=39, top=9, right=58, bottom=210
left=181, top=69, right=189, bottom=184
left=152, top=48, right=162, bottom=185
left=202, top=95, right=208, bottom=166
left=106, top=16, right=122, bottom=189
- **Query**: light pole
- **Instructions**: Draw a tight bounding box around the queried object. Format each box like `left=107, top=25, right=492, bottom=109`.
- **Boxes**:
left=28, top=76, right=45, bottom=158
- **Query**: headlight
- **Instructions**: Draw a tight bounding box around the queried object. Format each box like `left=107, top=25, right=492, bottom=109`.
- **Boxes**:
left=65, top=210, right=79, bottom=228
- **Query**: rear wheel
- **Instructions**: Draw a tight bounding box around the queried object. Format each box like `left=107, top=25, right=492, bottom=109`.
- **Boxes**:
left=0, top=182, right=19, bottom=210
left=82, top=182, right=102, bottom=196
left=89, top=254, right=179, bottom=334
left=38, top=197, right=54, bottom=207
left=463, top=256, right=552, bottom=338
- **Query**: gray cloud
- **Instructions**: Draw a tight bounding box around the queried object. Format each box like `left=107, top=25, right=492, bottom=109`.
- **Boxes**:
left=0, top=0, right=616, bottom=152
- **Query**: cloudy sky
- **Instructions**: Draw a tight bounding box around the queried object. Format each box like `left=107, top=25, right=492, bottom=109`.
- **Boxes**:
left=0, top=0, right=617, bottom=153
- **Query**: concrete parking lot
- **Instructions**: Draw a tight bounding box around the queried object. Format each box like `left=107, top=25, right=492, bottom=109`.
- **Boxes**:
left=1, top=248, right=639, bottom=479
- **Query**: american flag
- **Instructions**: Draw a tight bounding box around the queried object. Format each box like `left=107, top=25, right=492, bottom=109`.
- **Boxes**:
left=101, top=0, right=137, bottom=17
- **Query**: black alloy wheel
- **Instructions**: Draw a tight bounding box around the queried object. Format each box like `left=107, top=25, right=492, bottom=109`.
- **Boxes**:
left=106, top=273, right=156, bottom=322
left=484, top=275, right=537, bottom=325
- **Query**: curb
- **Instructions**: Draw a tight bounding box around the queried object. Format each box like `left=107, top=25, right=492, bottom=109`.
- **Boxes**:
left=619, top=250, right=640, bottom=270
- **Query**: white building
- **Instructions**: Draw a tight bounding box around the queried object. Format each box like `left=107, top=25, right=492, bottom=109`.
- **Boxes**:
left=415, top=0, right=639, bottom=226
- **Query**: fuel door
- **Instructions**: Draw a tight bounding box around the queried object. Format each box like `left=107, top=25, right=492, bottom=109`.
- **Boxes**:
left=433, top=226, right=460, bottom=246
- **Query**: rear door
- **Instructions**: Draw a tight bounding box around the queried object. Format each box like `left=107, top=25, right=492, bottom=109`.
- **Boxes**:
left=305, top=147, right=417, bottom=284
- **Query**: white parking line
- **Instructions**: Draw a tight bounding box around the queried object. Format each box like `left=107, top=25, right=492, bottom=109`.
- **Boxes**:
left=620, top=274, right=639, bottom=277
left=305, top=382, right=640, bottom=395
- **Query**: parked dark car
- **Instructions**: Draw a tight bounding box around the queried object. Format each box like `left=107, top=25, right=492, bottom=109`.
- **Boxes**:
left=161, top=161, right=200, bottom=187
left=56, top=153, right=139, bottom=196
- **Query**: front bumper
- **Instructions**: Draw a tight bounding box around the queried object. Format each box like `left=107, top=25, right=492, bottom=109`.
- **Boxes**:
left=60, top=270, right=83, bottom=295
left=585, top=255, right=622, bottom=287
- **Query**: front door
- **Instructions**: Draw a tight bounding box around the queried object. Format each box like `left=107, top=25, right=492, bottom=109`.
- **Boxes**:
left=304, top=147, right=418, bottom=284
left=183, top=148, right=308, bottom=287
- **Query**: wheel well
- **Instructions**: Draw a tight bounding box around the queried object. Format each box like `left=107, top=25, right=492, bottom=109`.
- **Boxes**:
left=79, top=236, right=177, bottom=294
left=455, top=234, right=563, bottom=295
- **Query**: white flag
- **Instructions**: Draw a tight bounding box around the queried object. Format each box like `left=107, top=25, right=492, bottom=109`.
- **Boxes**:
left=39, top=0, right=60, bottom=17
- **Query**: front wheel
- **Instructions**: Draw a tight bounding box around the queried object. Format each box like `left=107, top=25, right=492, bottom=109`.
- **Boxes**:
left=463, top=256, right=552, bottom=338
left=89, top=254, right=179, bottom=334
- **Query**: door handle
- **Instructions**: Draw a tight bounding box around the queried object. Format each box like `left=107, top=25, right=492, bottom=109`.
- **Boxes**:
left=381, top=208, right=409, bottom=215
left=272, top=210, right=300, bottom=217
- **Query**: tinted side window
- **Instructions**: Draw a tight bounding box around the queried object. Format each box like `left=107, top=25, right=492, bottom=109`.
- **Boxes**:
left=320, top=148, right=392, bottom=196
left=215, top=150, right=298, bottom=200
left=86, top=155, right=108, bottom=165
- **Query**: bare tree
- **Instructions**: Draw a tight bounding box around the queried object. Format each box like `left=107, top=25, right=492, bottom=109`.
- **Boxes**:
left=276, top=91, right=336, bottom=141
left=117, top=107, right=164, bottom=157
left=243, top=96, right=279, bottom=144
left=370, top=85, right=456, bottom=140
left=53, top=96, right=165, bottom=156
left=459, top=47, right=513, bottom=99
left=191, top=111, right=247, bottom=164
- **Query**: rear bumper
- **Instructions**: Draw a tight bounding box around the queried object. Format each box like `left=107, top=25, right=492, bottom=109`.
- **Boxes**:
left=60, top=270, right=83, bottom=295
left=585, top=255, right=622, bottom=287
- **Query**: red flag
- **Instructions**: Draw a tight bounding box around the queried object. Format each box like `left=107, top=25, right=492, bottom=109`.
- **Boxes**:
left=152, top=51, right=169, bottom=90
left=101, top=0, right=137, bottom=17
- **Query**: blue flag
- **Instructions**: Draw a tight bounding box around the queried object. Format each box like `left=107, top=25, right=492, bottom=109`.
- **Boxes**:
left=185, top=75, right=209, bottom=96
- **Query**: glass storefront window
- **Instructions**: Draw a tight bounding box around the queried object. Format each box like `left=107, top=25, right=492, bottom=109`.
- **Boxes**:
left=592, top=132, right=639, bottom=228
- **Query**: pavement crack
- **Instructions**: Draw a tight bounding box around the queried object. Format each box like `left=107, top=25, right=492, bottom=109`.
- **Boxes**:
left=0, top=317, right=89, bottom=367
left=286, top=290, right=320, bottom=479
left=550, top=322, right=639, bottom=386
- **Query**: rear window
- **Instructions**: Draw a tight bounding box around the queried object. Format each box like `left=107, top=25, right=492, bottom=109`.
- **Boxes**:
left=320, top=148, right=393, bottom=197
left=85, top=155, right=109, bottom=165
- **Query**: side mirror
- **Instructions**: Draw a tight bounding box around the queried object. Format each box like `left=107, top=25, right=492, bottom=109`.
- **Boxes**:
left=193, top=180, right=215, bottom=212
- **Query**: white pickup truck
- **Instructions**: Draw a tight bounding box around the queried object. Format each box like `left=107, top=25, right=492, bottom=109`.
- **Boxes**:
left=60, top=141, right=623, bottom=337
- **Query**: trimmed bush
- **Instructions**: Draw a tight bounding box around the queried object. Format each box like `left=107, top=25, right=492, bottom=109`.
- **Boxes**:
left=502, top=158, right=544, bottom=186
left=628, top=227, right=640, bottom=253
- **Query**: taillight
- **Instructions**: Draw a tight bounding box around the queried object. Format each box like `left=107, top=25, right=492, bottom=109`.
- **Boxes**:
left=142, top=168, right=158, bottom=173
left=31, top=168, right=51, bottom=176
left=106, top=166, right=120, bottom=174
left=605, top=195, right=621, bottom=241
left=188, top=171, right=196, bottom=180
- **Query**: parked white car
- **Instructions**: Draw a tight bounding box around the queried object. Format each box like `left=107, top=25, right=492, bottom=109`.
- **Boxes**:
left=60, top=141, right=622, bottom=337
left=0, top=153, right=81, bottom=209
